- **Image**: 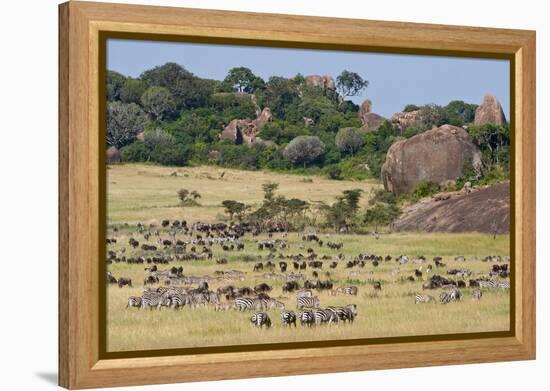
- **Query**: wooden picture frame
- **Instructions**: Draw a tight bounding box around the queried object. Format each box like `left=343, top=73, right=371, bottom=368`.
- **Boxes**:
left=59, top=1, right=536, bottom=388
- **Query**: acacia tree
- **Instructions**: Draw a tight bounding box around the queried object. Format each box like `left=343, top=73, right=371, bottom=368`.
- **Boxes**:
left=221, top=200, right=247, bottom=221
left=336, top=70, right=369, bottom=99
left=283, top=136, right=326, bottom=168
left=335, top=127, right=366, bottom=156
left=221, top=67, right=265, bottom=93
left=106, top=101, right=148, bottom=149
left=141, top=86, right=176, bottom=121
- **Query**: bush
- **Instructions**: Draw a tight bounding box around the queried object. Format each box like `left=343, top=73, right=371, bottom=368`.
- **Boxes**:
left=149, top=143, right=190, bottom=166
left=120, top=141, right=150, bottom=162
left=283, top=135, right=325, bottom=168
left=325, top=165, right=343, bottom=180
left=335, top=127, right=366, bottom=156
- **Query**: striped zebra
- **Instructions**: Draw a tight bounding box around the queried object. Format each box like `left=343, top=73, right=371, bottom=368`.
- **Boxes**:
left=280, top=310, right=297, bottom=327
left=296, top=290, right=313, bottom=298
left=141, top=292, right=171, bottom=309
left=296, top=296, right=320, bottom=309
left=326, top=305, right=357, bottom=323
left=329, top=286, right=358, bottom=296
left=312, top=308, right=338, bottom=325
left=472, top=288, right=482, bottom=301
left=299, top=310, right=315, bottom=327
left=477, top=280, right=498, bottom=289
left=187, top=292, right=209, bottom=307
left=126, top=296, right=142, bottom=309
left=414, top=293, right=435, bottom=304
left=250, top=312, right=272, bottom=328
left=168, top=293, right=189, bottom=309
left=235, top=297, right=268, bottom=311
left=440, top=288, right=462, bottom=304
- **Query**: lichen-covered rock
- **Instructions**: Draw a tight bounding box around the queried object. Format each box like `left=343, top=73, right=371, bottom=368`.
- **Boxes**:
left=219, top=107, right=273, bottom=145
left=106, top=146, right=120, bottom=164
left=391, top=110, right=422, bottom=131
left=358, top=99, right=386, bottom=130
left=381, top=124, right=482, bottom=195
left=474, top=94, right=507, bottom=125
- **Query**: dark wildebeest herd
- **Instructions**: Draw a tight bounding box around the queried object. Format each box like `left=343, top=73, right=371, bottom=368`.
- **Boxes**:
left=106, top=219, right=510, bottom=330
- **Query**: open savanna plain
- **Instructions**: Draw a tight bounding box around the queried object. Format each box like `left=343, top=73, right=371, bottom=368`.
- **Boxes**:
left=106, top=164, right=510, bottom=352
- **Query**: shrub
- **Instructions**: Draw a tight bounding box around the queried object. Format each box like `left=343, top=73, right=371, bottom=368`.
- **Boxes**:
left=335, top=127, right=366, bottom=156
left=325, top=165, right=343, bottom=180
left=120, top=141, right=150, bottom=162
left=283, top=135, right=325, bottom=168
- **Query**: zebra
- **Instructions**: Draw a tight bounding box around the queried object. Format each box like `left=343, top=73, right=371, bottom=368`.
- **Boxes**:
left=414, top=293, right=435, bottom=304
left=299, top=310, right=315, bottom=327
left=477, top=280, right=498, bottom=289
left=312, top=308, right=338, bottom=325
left=329, top=286, right=358, bottom=296
left=296, top=290, right=313, bottom=298
left=168, top=293, right=189, bottom=309
left=326, top=305, right=357, bottom=323
left=235, top=297, right=267, bottom=311
left=472, top=288, right=482, bottom=301
left=296, top=296, right=320, bottom=309
left=141, top=292, right=171, bottom=309
left=280, top=310, right=297, bottom=327
left=126, top=296, right=142, bottom=309
left=440, top=288, right=462, bottom=304
left=250, top=312, right=272, bottom=328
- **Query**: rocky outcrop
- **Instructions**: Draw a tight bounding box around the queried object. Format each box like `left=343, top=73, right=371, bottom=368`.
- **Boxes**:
left=106, top=146, right=121, bottom=164
left=392, top=182, right=509, bottom=233
left=304, top=75, right=336, bottom=90
left=391, top=110, right=422, bottom=131
left=358, top=99, right=387, bottom=130
left=219, top=107, right=273, bottom=145
left=381, top=124, right=482, bottom=195
left=474, top=94, right=506, bottom=126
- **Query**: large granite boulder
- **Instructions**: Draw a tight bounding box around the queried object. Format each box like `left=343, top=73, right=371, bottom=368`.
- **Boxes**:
left=381, top=124, right=482, bottom=195
left=358, top=99, right=387, bottom=130
left=474, top=94, right=507, bottom=125
left=106, top=146, right=121, bottom=164
left=219, top=107, right=273, bottom=145
left=391, top=110, right=422, bottom=131
left=304, top=75, right=336, bottom=90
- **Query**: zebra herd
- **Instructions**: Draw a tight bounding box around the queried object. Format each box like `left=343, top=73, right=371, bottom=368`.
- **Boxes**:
left=250, top=304, right=358, bottom=329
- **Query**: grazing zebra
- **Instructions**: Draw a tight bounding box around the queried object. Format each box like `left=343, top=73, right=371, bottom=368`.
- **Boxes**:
left=168, top=293, right=189, bottom=309
left=440, top=288, right=462, bottom=304
left=326, top=305, right=357, bottom=323
left=472, top=288, right=482, bottom=301
left=296, top=290, right=313, bottom=298
left=299, top=310, right=315, bottom=327
left=312, top=308, right=338, bottom=325
left=329, top=286, right=358, bottom=296
left=477, top=280, right=499, bottom=289
left=296, top=296, right=320, bottom=309
left=414, top=293, right=435, bottom=304
left=141, top=292, right=171, bottom=310
left=126, top=296, right=142, bottom=309
left=235, top=297, right=267, bottom=311
left=280, top=310, right=297, bottom=327
left=250, top=312, right=272, bottom=328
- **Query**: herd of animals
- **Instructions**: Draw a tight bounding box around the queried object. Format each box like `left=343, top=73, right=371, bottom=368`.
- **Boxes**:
left=106, top=219, right=511, bottom=330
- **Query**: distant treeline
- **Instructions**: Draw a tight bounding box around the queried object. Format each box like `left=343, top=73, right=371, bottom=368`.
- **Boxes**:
left=107, top=62, right=509, bottom=182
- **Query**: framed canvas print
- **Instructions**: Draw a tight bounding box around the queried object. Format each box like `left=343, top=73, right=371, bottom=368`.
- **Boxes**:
left=58, top=1, right=536, bottom=389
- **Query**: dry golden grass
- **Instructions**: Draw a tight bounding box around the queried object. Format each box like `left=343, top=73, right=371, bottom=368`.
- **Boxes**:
left=106, top=164, right=510, bottom=352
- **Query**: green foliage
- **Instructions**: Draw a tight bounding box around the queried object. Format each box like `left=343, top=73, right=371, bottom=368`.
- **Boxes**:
left=445, top=100, right=478, bottom=126
left=400, top=181, right=441, bottom=203
left=364, top=189, right=400, bottom=230
left=325, top=164, right=343, bottom=180
left=258, top=121, right=309, bottom=144
left=119, top=78, right=148, bottom=104
left=107, top=70, right=126, bottom=101
left=177, top=188, right=201, bottom=206
left=321, top=189, right=363, bottom=231
left=141, top=86, right=176, bottom=120
left=283, top=135, right=326, bottom=168
left=221, top=200, right=248, bottom=221
left=120, top=140, right=149, bottom=162
left=336, top=70, right=369, bottom=98
left=106, top=101, right=148, bottom=149
left=335, top=127, right=366, bottom=156
left=149, top=143, right=190, bottom=166
left=142, top=128, right=175, bottom=150
left=258, top=76, right=300, bottom=119
left=467, top=123, right=510, bottom=167
left=220, top=67, right=265, bottom=93
left=208, top=93, right=257, bottom=120
left=403, top=104, right=420, bottom=112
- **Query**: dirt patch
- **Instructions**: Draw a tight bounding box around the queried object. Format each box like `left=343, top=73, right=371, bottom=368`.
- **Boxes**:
left=393, top=182, right=510, bottom=233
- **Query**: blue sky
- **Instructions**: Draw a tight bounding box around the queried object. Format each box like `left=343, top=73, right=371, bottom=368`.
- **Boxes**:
left=107, top=39, right=510, bottom=119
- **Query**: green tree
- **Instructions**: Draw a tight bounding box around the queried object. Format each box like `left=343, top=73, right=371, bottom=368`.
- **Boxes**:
left=336, top=70, right=369, bottom=99
left=221, top=200, right=247, bottom=221
left=260, top=76, right=300, bottom=118
left=221, top=67, right=265, bottom=93
left=106, top=70, right=126, bottom=101
left=322, top=189, right=363, bottom=232
left=106, top=101, right=148, bottom=149
left=283, top=136, right=326, bottom=168
left=335, top=127, right=366, bottom=156
left=141, top=86, right=176, bottom=120
left=403, top=104, right=420, bottom=112
left=119, top=78, right=148, bottom=104
left=142, top=128, right=176, bottom=150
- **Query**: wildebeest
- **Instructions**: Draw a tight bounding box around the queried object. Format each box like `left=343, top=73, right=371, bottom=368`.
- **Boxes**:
left=254, top=283, right=272, bottom=293
left=106, top=271, right=117, bottom=285
left=282, top=281, right=300, bottom=293
left=373, top=281, right=382, bottom=290
left=117, top=277, right=132, bottom=288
